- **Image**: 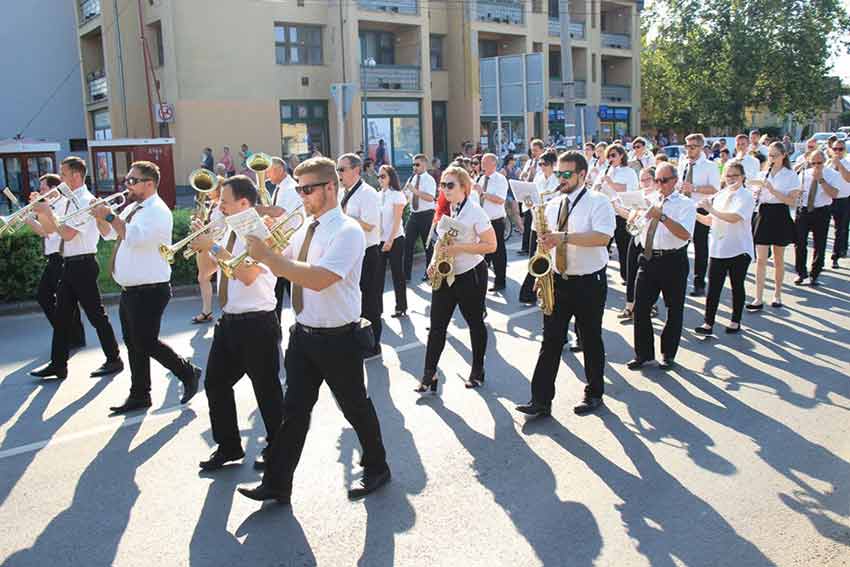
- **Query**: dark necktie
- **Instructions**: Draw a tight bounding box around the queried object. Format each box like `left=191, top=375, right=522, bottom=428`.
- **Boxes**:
left=806, top=173, right=818, bottom=212
left=218, top=231, right=238, bottom=308
left=555, top=197, right=570, bottom=275
left=412, top=175, right=421, bottom=210
left=479, top=176, right=489, bottom=206
left=292, top=220, right=320, bottom=314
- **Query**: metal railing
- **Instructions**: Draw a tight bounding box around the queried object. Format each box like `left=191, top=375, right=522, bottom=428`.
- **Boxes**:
left=547, top=19, right=586, bottom=39
left=88, top=73, right=108, bottom=103
left=358, top=0, right=418, bottom=15
left=361, top=65, right=421, bottom=91
left=601, top=32, right=631, bottom=49
left=549, top=79, right=586, bottom=99
left=474, top=0, right=524, bottom=25
left=79, top=0, right=101, bottom=22
left=601, top=84, right=631, bottom=102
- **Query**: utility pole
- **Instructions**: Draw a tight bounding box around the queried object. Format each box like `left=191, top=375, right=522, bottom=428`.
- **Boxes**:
left=559, top=0, right=576, bottom=146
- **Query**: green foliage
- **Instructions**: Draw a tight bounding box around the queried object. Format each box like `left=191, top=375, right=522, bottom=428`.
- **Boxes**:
left=839, top=111, right=850, bottom=126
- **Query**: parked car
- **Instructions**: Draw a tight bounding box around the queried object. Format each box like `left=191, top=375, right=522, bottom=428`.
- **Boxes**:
left=662, top=145, right=685, bottom=164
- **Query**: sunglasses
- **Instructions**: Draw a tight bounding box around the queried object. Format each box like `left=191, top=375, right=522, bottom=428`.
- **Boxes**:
left=125, top=176, right=152, bottom=186
left=336, top=166, right=349, bottom=173
left=655, top=175, right=676, bottom=183
left=413, top=163, right=423, bottom=168
left=835, top=147, right=846, bottom=152
left=555, top=171, right=575, bottom=180
left=439, top=181, right=457, bottom=190
left=685, top=144, right=700, bottom=149
left=295, top=181, right=328, bottom=195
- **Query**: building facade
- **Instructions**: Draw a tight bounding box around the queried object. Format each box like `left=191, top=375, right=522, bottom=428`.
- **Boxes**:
left=72, top=0, right=641, bottom=185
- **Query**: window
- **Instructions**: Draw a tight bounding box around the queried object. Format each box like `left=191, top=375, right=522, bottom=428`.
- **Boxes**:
left=479, top=40, right=498, bottom=59
left=280, top=100, right=329, bottom=158
left=92, top=109, right=112, bottom=140
left=549, top=51, right=561, bottom=78
left=548, top=0, right=558, bottom=17
left=532, top=0, right=543, bottom=13
left=591, top=53, right=597, bottom=83
left=359, top=31, right=395, bottom=65
left=274, top=24, right=323, bottom=65
left=429, top=35, right=444, bottom=70
left=149, top=21, right=164, bottom=66
left=69, top=138, right=88, bottom=152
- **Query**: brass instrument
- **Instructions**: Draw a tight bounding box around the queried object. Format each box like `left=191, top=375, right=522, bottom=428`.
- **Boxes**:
left=247, top=153, right=273, bottom=206
left=526, top=198, right=555, bottom=316
left=158, top=219, right=225, bottom=264
left=218, top=205, right=305, bottom=279
left=626, top=211, right=649, bottom=237
left=189, top=168, right=220, bottom=224
left=58, top=190, right=128, bottom=228
left=430, top=226, right=459, bottom=291
left=0, top=185, right=62, bottom=236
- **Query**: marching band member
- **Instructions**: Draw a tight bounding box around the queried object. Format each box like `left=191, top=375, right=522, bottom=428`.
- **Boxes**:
left=190, top=175, right=284, bottom=471
left=749, top=129, right=769, bottom=158
left=628, top=137, right=653, bottom=171
left=191, top=181, right=222, bottom=324
left=677, top=133, right=721, bottom=297
left=519, top=149, right=560, bottom=304
left=516, top=151, right=615, bottom=417
left=693, top=161, right=754, bottom=335
left=475, top=153, right=509, bottom=292
left=238, top=157, right=390, bottom=504
left=747, top=141, right=800, bottom=310
left=793, top=137, right=818, bottom=173
left=24, top=174, right=85, bottom=350
left=93, top=161, right=201, bottom=413
left=828, top=140, right=850, bottom=268
left=416, top=166, right=497, bottom=392
left=519, top=139, right=546, bottom=256
left=30, top=156, right=122, bottom=380
left=617, top=166, right=657, bottom=320
left=377, top=165, right=408, bottom=318
left=734, top=134, right=762, bottom=182
left=795, top=150, right=840, bottom=286
left=598, top=144, right=639, bottom=285
left=337, top=153, right=383, bottom=358
left=587, top=142, right=609, bottom=187
left=628, top=163, right=696, bottom=370
left=402, top=154, right=437, bottom=282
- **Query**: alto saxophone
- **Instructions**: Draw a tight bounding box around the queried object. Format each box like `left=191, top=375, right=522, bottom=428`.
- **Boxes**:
left=430, top=227, right=459, bottom=291
left=527, top=199, right=555, bottom=316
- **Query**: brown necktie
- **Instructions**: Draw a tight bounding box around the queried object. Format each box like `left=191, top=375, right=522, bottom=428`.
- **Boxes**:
left=685, top=162, right=694, bottom=188
left=412, top=175, right=421, bottom=211
left=108, top=204, right=142, bottom=274
left=291, top=220, right=320, bottom=315
left=806, top=173, right=818, bottom=212
left=479, top=176, right=489, bottom=206
left=58, top=200, right=71, bottom=256
left=643, top=199, right=665, bottom=260
left=555, top=197, right=570, bottom=275
left=218, top=230, right=238, bottom=308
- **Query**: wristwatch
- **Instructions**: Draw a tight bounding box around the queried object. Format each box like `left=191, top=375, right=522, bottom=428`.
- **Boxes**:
left=210, top=243, right=223, bottom=256
left=104, top=213, right=116, bottom=223
left=659, top=213, right=668, bottom=223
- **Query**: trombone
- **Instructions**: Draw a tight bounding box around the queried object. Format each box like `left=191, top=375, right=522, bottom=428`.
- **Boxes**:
left=0, top=185, right=63, bottom=237
left=218, top=204, right=305, bottom=278
left=247, top=153, right=273, bottom=207
left=58, top=190, right=128, bottom=228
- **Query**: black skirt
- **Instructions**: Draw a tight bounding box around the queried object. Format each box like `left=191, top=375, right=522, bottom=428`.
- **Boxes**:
left=753, top=203, right=795, bottom=246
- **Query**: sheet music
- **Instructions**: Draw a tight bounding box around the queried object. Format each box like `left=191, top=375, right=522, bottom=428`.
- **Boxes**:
left=509, top=180, right=540, bottom=206
left=225, top=208, right=272, bottom=241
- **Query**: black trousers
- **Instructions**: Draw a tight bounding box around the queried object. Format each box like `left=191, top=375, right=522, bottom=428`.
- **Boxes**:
left=830, top=197, right=850, bottom=260
left=274, top=277, right=291, bottom=319
left=38, top=254, right=84, bottom=345
left=521, top=207, right=533, bottom=252
left=634, top=248, right=689, bottom=361
left=625, top=239, right=642, bottom=304
left=119, top=283, right=191, bottom=398
left=692, top=208, right=710, bottom=288
left=403, top=210, right=435, bottom=280
left=704, top=253, right=751, bottom=326
left=204, top=311, right=284, bottom=452
left=486, top=217, right=507, bottom=287
left=795, top=206, right=831, bottom=278
left=378, top=236, right=408, bottom=313
left=264, top=324, right=387, bottom=492
left=518, top=229, right=539, bottom=300
left=424, top=260, right=488, bottom=379
left=360, top=245, right=383, bottom=346
left=530, top=268, right=607, bottom=402
left=50, top=255, right=119, bottom=368
left=613, top=216, right=631, bottom=282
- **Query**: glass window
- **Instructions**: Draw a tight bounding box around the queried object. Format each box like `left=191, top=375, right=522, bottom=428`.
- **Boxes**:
left=3, top=158, right=23, bottom=202
left=94, top=151, right=115, bottom=193
left=360, top=31, right=395, bottom=65
left=274, top=23, right=323, bottom=65
left=92, top=110, right=112, bottom=140
left=430, top=35, right=444, bottom=70
left=392, top=117, right=421, bottom=166
left=280, top=100, right=329, bottom=159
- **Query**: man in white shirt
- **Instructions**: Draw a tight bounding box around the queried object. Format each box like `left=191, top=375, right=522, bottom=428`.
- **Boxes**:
left=629, top=163, right=696, bottom=370
left=794, top=137, right=818, bottom=172
left=518, top=139, right=546, bottom=255
left=516, top=151, right=615, bottom=418
left=734, top=134, right=761, bottom=181
left=93, top=161, right=201, bottom=414
left=256, top=156, right=301, bottom=318
left=30, top=156, right=121, bottom=380
left=678, top=133, right=720, bottom=296
left=190, top=175, right=285, bottom=472
left=749, top=129, right=769, bottom=158
left=475, top=153, right=509, bottom=291
left=402, top=153, right=437, bottom=282
left=338, top=153, right=383, bottom=357
left=828, top=140, right=850, bottom=268
left=795, top=150, right=840, bottom=285
left=239, top=156, right=390, bottom=505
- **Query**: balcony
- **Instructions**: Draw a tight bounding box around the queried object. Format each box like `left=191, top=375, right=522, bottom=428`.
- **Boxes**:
left=361, top=64, right=421, bottom=91
left=601, top=32, right=631, bottom=49
left=549, top=79, right=586, bottom=99
left=79, top=0, right=101, bottom=23
left=474, top=0, right=524, bottom=26
left=358, top=0, right=418, bottom=16
left=87, top=72, right=108, bottom=104
left=601, top=84, right=631, bottom=102
left=547, top=20, right=586, bottom=39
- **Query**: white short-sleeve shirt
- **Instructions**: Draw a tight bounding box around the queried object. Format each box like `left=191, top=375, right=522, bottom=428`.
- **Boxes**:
left=380, top=189, right=407, bottom=242
left=104, top=193, right=173, bottom=287
left=340, top=180, right=381, bottom=247
left=760, top=167, right=798, bottom=205
left=408, top=172, right=437, bottom=213
left=437, top=198, right=492, bottom=276
left=708, top=187, right=755, bottom=259
left=273, top=175, right=301, bottom=214
left=799, top=167, right=840, bottom=209
left=43, top=196, right=66, bottom=255
left=677, top=155, right=721, bottom=205
left=831, top=158, right=850, bottom=199
left=543, top=187, right=616, bottom=276
left=606, top=165, right=639, bottom=196
left=216, top=229, right=277, bottom=314
left=476, top=171, right=508, bottom=220
left=59, top=185, right=100, bottom=257
left=536, top=174, right=560, bottom=203
left=738, top=153, right=762, bottom=181
left=640, top=191, right=696, bottom=251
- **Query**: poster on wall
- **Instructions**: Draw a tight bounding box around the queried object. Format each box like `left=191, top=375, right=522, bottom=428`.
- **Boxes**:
left=366, top=118, right=393, bottom=167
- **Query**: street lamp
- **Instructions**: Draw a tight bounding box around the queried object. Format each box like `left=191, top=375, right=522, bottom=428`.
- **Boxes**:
left=362, top=57, right=377, bottom=155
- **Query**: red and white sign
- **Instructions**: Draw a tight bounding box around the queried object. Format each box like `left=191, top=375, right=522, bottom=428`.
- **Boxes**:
left=155, top=103, right=175, bottom=123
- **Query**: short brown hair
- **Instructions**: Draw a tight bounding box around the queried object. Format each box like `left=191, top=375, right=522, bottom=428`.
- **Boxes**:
left=221, top=175, right=258, bottom=205
left=558, top=150, right=588, bottom=175
left=413, top=153, right=428, bottom=163
left=61, top=156, right=86, bottom=177
left=39, top=173, right=62, bottom=188
left=441, top=165, right=473, bottom=196
left=131, top=160, right=160, bottom=186
left=685, top=133, right=705, bottom=146
left=294, top=156, right=338, bottom=189
left=530, top=139, right=545, bottom=150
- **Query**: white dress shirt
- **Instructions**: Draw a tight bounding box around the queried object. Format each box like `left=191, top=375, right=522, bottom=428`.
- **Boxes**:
left=629, top=152, right=653, bottom=170
left=542, top=187, right=616, bottom=276
left=751, top=144, right=769, bottom=158
left=708, top=187, right=755, bottom=259
left=536, top=174, right=559, bottom=203
left=284, top=206, right=365, bottom=327
left=102, top=193, right=172, bottom=287
left=43, top=196, right=66, bottom=255
left=605, top=165, right=639, bottom=199
left=59, top=185, right=100, bottom=257
left=380, top=189, right=406, bottom=242
left=639, top=191, right=696, bottom=251
left=677, top=155, right=721, bottom=205
left=340, top=180, right=381, bottom=247
left=798, top=168, right=840, bottom=209
left=272, top=175, right=301, bottom=213
left=831, top=158, right=850, bottom=199
left=738, top=153, right=761, bottom=181
left=216, top=229, right=277, bottom=314
left=476, top=171, right=508, bottom=220
left=408, top=172, right=437, bottom=213
left=438, top=198, right=492, bottom=276
left=520, top=157, right=542, bottom=182
left=760, top=167, right=797, bottom=205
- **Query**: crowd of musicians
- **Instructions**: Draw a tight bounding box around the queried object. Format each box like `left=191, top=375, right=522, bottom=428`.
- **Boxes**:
left=11, top=128, right=849, bottom=506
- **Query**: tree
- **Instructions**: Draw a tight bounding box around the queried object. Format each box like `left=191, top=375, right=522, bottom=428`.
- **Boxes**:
left=641, top=0, right=850, bottom=132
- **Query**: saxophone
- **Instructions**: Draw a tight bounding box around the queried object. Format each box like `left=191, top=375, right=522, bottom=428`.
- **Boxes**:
left=527, top=199, right=555, bottom=316
left=430, top=226, right=459, bottom=291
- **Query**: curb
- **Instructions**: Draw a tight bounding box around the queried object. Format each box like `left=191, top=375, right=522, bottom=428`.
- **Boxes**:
left=0, top=284, right=201, bottom=317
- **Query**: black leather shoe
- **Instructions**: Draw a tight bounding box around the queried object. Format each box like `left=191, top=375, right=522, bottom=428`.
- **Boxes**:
left=238, top=484, right=290, bottom=504
left=464, top=372, right=485, bottom=389
left=199, top=448, right=245, bottom=471
left=689, top=286, right=705, bottom=297
left=348, top=467, right=391, bottom=500
left=694, top=325, right=713, bottom=336
left=745, top=302, right=764, bottom=311
left=30, top=363, right=67, bottom=379
left=659, top=357, right=676, bottom=370
left=794, top=275, right=807, bottom=285
left=515, top=400, right=551, bottom=417
left=569, top=340, right=583, bottom=353
left=253, top=447, right=270, bottom=470
left=627, top=358, right=652, bottom=370
left=574, top=397, right=603, bottom=415
left=109, top=396, right=152, bottom=414
left=810, top=277, right=820, bottom=287
left=518, top=295, right=536, bottom=305
left=180, top=365, right=202, bottom=404
left=489, top=284, right=506, bottom=292
left=390, top=310, right=407, bottom=318
left=833, top=259, right=840, bottom=269
left=90, top=359, right=124, bottom=377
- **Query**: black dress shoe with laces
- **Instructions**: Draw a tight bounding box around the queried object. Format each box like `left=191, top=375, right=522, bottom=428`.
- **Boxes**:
left=627, top=358, right=652, bottom=370
left=515, top=400, right=552, bottom=417
left=90, top=358, right=124, bottom=377
left=348, top=467, right=391, bottom=500
left=238, top=484, right=290, bottom=504
left=180, top=365, right=202, bottom=404
left=574, top=397, right=603, bottom=415
left=109, top=396, right=152, bottom=414
left=199, top=448, right=245, bottom=471
left=30, top=364, right=67, bottom=379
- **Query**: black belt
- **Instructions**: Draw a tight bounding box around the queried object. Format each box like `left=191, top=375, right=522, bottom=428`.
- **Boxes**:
left=650, top=246, right=687, bottom=257
left=46, top=253, right=63, bottom=261
left=296, top=322, right=356, bottom=336
left=221, top=310, right=276, bottom=321
left=63, top=253, right=96, bottom=262
left=558, top=267, right=606, bottom=280
left=122, top=282, right=169, bottom=292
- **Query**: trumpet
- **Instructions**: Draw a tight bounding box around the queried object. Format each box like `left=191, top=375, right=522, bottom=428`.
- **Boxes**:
left=218, top=205, right=305, bottom=279
left=430, top=226, right=459, bottom=291
left=189, top=168, right=220, bottom=224
left=626, top=211, right=649, bottom=237
left=247, top=153, right=273, bottom=207
left=58, top=190, right=128, bottom=228
left=0, top=185, right=62, bottom=236
left=159, top=218, right=226, bottom=264
left=526, top=199, right=554, bottom=316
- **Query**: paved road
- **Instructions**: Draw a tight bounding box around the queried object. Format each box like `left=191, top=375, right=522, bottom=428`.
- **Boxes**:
left=1, top=239, right=849, bottom=566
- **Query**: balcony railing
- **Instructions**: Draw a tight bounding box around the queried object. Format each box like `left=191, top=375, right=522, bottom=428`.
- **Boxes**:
left=88, top=72, right=108, bottom=104
left=601, top=32, right=631, bottom=49
left=361, top=64, right=421, bottom=91
left=474, top=0, right=524, bottom=25
left=79, top=0, right=101, bottom=23
left=358, top=0, right=418, bottom=15
left=547, top=19, right=586, bottom=39
left=601, top=84, right=631, bottom=102
left=549, top=79, right=586, bottom=99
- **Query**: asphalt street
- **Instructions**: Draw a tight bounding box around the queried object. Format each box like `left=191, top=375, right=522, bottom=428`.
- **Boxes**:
left=0, top=238, right=849, bottom=566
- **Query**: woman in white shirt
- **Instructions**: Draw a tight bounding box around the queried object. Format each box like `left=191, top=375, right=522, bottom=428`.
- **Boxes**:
left=376, top=165, right=408, bottom=318
left=599, top=144, right=639, bottom=285
left=417, top=166, right=497, bottom=393
left=694, top=161, right=755, bottom=334
left=747, top=142, right=801, bottom=310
